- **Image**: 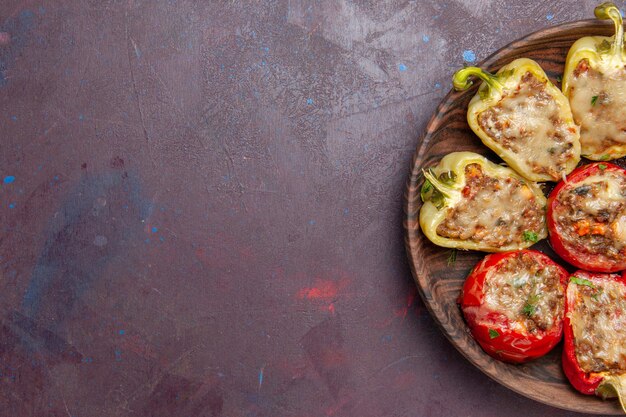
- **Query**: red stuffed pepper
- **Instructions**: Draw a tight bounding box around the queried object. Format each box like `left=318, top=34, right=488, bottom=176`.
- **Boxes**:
left=547, top=162, right=626, bottom=272
left=562, top=271, right=626, bottom=412
left=460, top=250, right=568, bottom=363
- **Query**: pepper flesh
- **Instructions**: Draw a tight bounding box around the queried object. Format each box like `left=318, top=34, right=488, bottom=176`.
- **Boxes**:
left=562, top=2, right=626, bottom=160
left=454, top=58, right=580, bottom=182
left=461, top=250, right=568, bottom=363
left=419, top=152, right=547, bottom=252
left=562, top=271, right=626, bottom=413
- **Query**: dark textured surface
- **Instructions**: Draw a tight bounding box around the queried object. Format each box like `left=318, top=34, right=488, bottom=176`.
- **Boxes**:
left=0, top=1, right=618, bottom=416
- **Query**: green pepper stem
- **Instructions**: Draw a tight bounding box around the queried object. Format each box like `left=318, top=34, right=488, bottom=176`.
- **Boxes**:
left=597, top=375, right=626, bottom=413
left=595, top=2, right=624, bottom=59
left=452, top=67, right=504, bottom=94
left=422, top=169, right=452, bottom=198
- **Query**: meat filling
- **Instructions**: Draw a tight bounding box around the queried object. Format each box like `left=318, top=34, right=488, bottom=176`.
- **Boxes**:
left=570, top=278, right=626, bottom=373
left=436, top=164, right=545, bottom=247
left=478, top=72, right=577, bottom=180
left=554, top=171, right=626, bottom=262
left=570, top=59, right=626, bottom=157
left=483, top=252, right=564, bottom=334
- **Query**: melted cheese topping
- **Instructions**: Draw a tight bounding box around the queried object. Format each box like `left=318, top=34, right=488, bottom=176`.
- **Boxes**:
left=554, top=171, right=626, bottom=262
left=436, top=164, right=545, bottom=248
left=569, top=277, right=626, bottom=373
left=483, top=252, right=564, bottom=334
left=478, top=72, right=578, bottom=180
left=569, top=59, right=626, bottom=158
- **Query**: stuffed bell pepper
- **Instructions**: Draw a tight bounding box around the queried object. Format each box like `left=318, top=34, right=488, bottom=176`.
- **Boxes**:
left=419, top=152, right=547, bottom=252
left=547, top=162, right=626, bottom=272
left=562, top=2, right=626, bottom=160
left=563, top=271, right=626, bottom=412
left=454, top=58, right=580, bottom=182
left=460, top=250, right=568, bottom=363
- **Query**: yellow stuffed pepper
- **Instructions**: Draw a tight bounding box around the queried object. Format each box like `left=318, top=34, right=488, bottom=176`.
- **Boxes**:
left=562, top=2, right=626, bottom=160
left=454, top=58, right=580, bottom=182
left=419, top=152, right=547, bottom=252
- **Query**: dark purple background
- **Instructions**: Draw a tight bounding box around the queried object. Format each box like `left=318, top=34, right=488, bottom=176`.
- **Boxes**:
left=0, top=1, right=619, bottom=416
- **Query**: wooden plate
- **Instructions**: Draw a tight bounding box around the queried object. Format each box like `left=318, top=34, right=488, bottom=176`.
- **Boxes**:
left=404, top=20, right=624, bottom=414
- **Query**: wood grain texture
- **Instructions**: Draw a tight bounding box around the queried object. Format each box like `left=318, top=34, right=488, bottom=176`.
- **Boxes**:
left=405, top=20, right=624, bottom=415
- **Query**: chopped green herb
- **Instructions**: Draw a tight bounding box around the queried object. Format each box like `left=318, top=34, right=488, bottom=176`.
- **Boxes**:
left=522, top=294, right=540, bottom=317
left=592, top=95, right=599, bottom=106
left=522, top=303, right=536, bottom=317
left=599, top=163, right=607, bottom=170
left=447, top=249, right=457, bottom=266
left=600, top=154, right=611, bottom=161
left=523, top=230, right=538, bottom=243
left=591, top=288, right=604, bottom=301
left=556, top=75, right=562, bottom=83
left=570, top=276, right=596, bottom=289
left=489, top=329, right=500, bottom=339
